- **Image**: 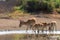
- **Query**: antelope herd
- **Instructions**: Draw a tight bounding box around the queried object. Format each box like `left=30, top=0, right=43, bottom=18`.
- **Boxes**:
left=19, top=18, right=57, bottom=33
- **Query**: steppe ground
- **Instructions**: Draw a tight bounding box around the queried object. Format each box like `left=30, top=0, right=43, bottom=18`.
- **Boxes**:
left=0, top=14, right=60, bottom=30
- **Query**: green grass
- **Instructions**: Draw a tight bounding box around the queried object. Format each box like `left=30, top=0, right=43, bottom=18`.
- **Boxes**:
left=13, top=34, right=26, bottom=40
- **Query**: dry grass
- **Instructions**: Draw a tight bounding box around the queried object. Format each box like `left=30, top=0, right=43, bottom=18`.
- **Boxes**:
left=37, top=14, right=60, bottom=19
left=13, top=34, right=26, bottom=40
left=0, top=11, right=60, bottom=19
left=7, top=10, right=30, bottom=19
left=0, top=10, right=30, bottom=19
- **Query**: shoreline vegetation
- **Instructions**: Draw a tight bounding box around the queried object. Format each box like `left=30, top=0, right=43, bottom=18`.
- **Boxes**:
left=0, top=0, right=60, bottom=19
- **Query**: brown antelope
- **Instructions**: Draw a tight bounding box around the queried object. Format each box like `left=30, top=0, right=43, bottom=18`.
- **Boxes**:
left=19, top=18, right=36, bottom=31
left=42, top=22, right=49, bottom=31
left=48, top=21, right=57, bottom=31
left=32, top=23, right=43, bottom=34
left=42, top=21, right=57, bottom=32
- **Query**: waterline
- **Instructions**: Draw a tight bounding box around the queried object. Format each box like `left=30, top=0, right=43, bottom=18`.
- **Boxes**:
left=0, top=30, right=60, bottom=35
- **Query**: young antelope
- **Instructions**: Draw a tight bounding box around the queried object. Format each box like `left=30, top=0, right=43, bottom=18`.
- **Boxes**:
left=48, top=21, right=57, bottom=31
